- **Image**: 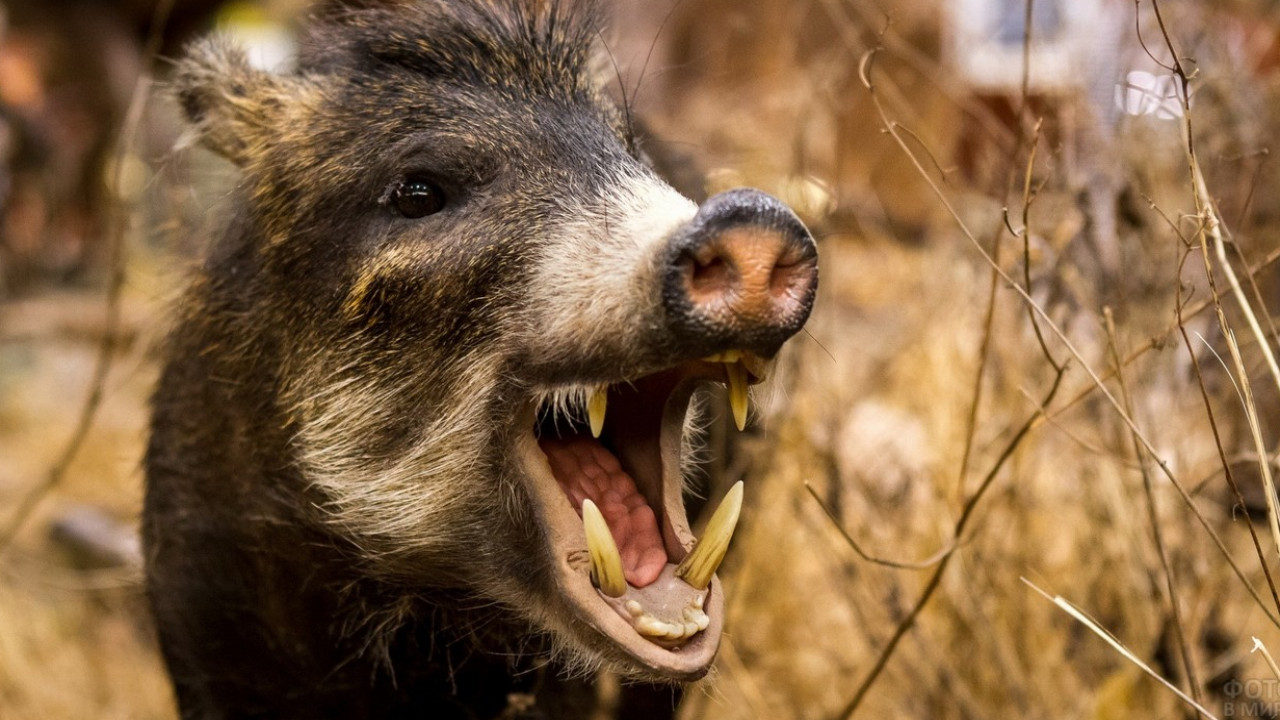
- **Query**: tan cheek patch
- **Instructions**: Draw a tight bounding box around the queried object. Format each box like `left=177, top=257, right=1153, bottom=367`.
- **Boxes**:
left=343, top=245, right=423, bottom=323
left=342, top=241, right=471, bottom=325
left=343, top=266, right=378, bottom=323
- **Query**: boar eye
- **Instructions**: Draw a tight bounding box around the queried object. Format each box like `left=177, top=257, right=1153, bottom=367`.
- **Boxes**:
left=391, top=175, right=446, bottom=218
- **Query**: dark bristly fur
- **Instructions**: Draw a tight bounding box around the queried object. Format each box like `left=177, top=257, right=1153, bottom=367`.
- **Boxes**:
left=146, top=2, right=678, bottom=717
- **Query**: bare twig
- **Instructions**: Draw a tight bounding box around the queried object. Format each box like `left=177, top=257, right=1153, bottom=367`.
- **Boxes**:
left=1132, top=0, right=1177, bottom=72
left=1048, top=242, right=1280, bottom=423
left=957, top=0, right=1050, bottom=501
left=804, top=483, right=955, bottom=570
left=956, top=216, right=1006, bottom=499
left=1176, top=267, right=1280, bottom=621
left=1019, top=119, right=1059, bottom=371
left=815, top=0, right=1022, bottom=164
left=1105, top=307, right=1204, bottom=712
left=1148, top=0, right=1280, bottom=567
left=837, top=367, right=1067, bottom=718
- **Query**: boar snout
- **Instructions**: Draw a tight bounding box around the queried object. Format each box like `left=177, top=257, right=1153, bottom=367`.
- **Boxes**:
left=663, top=188, right=818, bottom=358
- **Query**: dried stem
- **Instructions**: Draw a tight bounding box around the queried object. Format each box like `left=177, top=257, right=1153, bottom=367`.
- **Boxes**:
left=804, top=483, right=955, bottom=570
left=1048, top=243, right=1280, bottom=423
left=1149, top=0, right=1280, bottom=568
left=836, top=368, right=1066, bottom=718
left=1104, top=308, right=1203, bottom=712
left=1175, top=257, right=1280, bottom=622
left=1018, top=119, right=1058, bottom=371
left=1024, top=579, right=1220, bottom=720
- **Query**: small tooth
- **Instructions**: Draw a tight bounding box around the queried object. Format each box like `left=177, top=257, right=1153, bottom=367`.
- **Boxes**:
left=588, top=385, right=608, bottom=438
left=725, top=360, right=749, bottom=431
left=636, top=615, right=668, bottom=637
left=675, top=481, right=744, bottom=590
left=682, top=605, right=708, bottom=628
left=684, top=621, right=699, bottom=636
left=582, top=499, right=627, bottom=597
left=625, top=600, right=644, bottom=617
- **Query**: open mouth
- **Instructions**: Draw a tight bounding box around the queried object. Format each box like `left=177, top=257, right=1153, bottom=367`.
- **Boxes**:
left=519, top=350, right=766, bottom=677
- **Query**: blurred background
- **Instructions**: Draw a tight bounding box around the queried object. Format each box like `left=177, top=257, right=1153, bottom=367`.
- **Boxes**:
left=4, top=0, right=1280, bottom=717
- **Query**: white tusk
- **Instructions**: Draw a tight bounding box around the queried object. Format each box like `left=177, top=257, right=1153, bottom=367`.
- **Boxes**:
left=675, top=481, right=744, bottom=590
left=582, top=499, right=627, bottom=597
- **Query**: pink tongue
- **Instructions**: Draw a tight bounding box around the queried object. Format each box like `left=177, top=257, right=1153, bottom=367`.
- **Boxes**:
left=539, top=435, right=667, bottom=588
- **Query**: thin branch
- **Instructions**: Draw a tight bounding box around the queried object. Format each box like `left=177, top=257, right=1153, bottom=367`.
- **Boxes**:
left=1105, top=307, right=1203, bottom=713
left=957, top=216, right=1007, bottom=499
left=805, top=483, right=955, bottom=570
left=1177, top=296, right=1280, bottom=619
left=1019, top=119, right=1059, bottom=370
left=1048, top=242, right=1280, bottom=423
left=1149, top=0, right=1280, bottom=569
left=837, top=367, right=1067, bottom=718
left=1132, top=0, right=1177, bottom=72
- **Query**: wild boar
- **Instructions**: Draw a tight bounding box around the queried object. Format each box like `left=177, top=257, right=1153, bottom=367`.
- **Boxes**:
left=143, top=1, right=818, bottom=717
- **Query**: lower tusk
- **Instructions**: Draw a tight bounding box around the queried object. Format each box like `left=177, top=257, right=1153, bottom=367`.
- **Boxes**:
left=582, top=499, right=627, bottom=597
left=675, top=481, right=744, bottom=590
left=588, top=385, right=608, bottom=438
left=725, top=361, right=749, bottom=431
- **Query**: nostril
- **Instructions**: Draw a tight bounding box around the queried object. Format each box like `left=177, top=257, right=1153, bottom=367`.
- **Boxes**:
left=768, top=247, right=814, bottom=298
left=689, top=252, right=734, bottom=294
left=679, top=228, right=808, bottom=323
left=770, top=263, right=799, bottom=298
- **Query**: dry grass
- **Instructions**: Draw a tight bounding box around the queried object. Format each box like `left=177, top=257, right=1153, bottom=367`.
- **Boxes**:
left=5, top=0, right=1280, bottom=717
left=0, top=286, right=175, bottom=718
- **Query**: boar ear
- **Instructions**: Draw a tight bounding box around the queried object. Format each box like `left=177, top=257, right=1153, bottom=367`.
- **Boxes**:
left=173, top=39, right=306, bottom=168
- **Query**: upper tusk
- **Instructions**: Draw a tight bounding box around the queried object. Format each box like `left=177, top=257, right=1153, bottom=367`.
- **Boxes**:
left=675, top=480, right=744, bottom=590
left=725, top=361, right=749, bottom=431
left=703, top=350, right=742, bottom=364
left=588, top=385, right=608, bottom=438
left=582, top=499, right=627, bottom=597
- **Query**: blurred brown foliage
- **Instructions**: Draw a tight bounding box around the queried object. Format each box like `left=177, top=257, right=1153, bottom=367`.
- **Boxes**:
left=8, top=0, right=1280, bottom=717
